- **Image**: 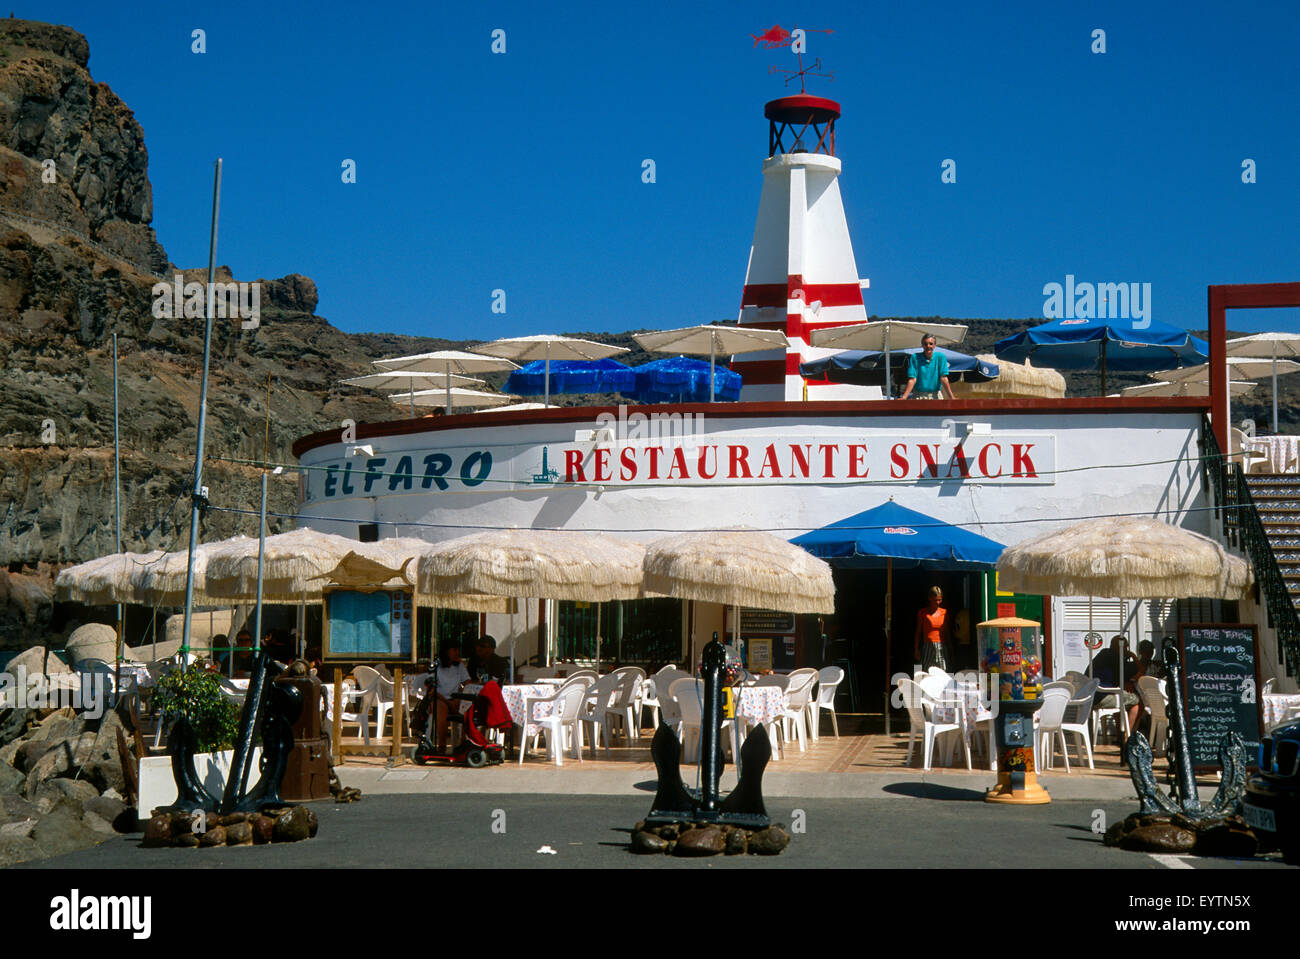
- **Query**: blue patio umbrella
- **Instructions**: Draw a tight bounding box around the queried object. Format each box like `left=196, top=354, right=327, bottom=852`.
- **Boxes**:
left=792, top=500, right=1005, bottom=735
left=505, top=359, right=636, bottom=397
left=621, top=356, right=743, bottom=403
left=994, top=317, right=1209, bottom=394
left=800, top=347, right=999, bottom=390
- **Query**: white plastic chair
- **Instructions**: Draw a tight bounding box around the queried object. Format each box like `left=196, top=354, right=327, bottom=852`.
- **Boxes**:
left=577, top=673, right=623, bottom=754
left=897, top=676, right=967, bottom=771
left=1036, top=686, right=1073, bottom=772
left=668, top=678, right=733, bottom=764
left=351, top=666, right=388, bottom=744
left=753, top=673, right=790, bottom=692
left=1060, top=678, right=1098, bottom=769
left=1136, top=676, right=1170, bottom=756
left=919, top=672, right=951, bottom=701
left=779, top=671, right=818, bottom=753
left=808, top=666, right=844, bottom=740
left=642, top=666, right=679, bottom=730
left=518, top=679, right=590, bottom=766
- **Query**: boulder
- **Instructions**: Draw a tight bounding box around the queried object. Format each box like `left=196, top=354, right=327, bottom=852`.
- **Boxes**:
left=250, top=813, right=273, bottom=845
left=82, top=794, right=127, bottom=827
left=272, top=806, right=312, bottom=843
left=29, top=797, right=105, bottom=858
left=5, top=646, right=70, bottom=678
left=82, top=811, right=118, bottom=836
left=0, top=817, right=36, bottom=840
left=1120, top=822, right=1197, bottom=853
left=28, top=710, right=82, bottom=744
left=0, top=707, right=35, bottom=747
left=724, top=828, right=748, bottom=855
left=141, top=812, right=170, bottom=848
left=225, top=821, right=253, bottom=846
left=198, top=825, right=226, bottom=847
left=14, top=738, right=59, bottom=774
left=23, top=732, right=111, bottom=795
left=0, top=837, right=38, bottom=867
left=674, top=826, right=726, bottom=856
left=1194, top=819, right=1259, bottom=859
left=33, top=777, right=98, bottom=813
left=748, top=825, right=791, bottom=855
left=0, top=761, right=23, bottom=795
left=63, top=624, right=119, bottom=666
left=630, top=829, right=670, bottom=854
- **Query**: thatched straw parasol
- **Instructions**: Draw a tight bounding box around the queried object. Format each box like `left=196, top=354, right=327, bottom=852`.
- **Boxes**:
left=129, top=538, right=254, bottom=606
left=55, top=551, right=167, bottom=606
left=951, top=355, right=1066, bottom=399
left=415, top=530, right=645, bottom=602
left=995, top=516, right=1253, bottom=600
left=642, top=529, right=835, bottom=614
left=205, top=528, right=364, bottom=603
left=316, top=540, right=516, bottom=613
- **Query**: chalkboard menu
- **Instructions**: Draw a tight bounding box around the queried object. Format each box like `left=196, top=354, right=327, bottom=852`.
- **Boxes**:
left=1176, top=624, right=1262, bottom=771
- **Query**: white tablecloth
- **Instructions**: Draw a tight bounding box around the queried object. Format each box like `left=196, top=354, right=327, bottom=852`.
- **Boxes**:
left=501, top=684, right=564, bottom=736
left=733, top=686, right=786, bottom=727
left=930, top=681, right=991, bottom=743
left=1244, top=435, right=1300, bottom=474
left=1264, top=693, right=1300, bottom=729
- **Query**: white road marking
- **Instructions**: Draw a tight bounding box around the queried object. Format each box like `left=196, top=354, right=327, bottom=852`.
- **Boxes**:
left=1150, top=854, right=1195, bottom=869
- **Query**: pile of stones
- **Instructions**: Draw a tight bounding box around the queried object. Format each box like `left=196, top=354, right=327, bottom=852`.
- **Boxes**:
left=0, top=649, right=136, bottom=865
left=1104, top=812, right=1258, bottom=857
left=142, top=806, right=318, bottom=848
left=630, top=819, right=791, bottom=857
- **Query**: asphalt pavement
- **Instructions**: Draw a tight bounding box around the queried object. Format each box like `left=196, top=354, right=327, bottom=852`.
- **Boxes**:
left=19, top=791, right=1294, bottom=870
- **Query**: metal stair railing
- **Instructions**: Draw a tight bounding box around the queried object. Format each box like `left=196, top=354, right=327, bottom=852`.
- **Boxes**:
left=1201, top=416, right=1300, bottom=675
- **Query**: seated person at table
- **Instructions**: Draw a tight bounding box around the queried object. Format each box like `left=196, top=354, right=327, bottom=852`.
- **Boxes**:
left=472, top=635, right=511, bottom=684
left=1089, top=636, right=1141, bottom=732
left=211, top=635, right=230, bottom=672
left=432, top=640, right=471, bottom=753
left=1137, top=639, right=1167, bottom=681
left=231, top=630, right=255, bottom=677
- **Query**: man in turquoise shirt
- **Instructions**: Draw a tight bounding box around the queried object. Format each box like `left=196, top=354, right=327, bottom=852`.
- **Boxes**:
left=900, top=334, right=954, bottom=400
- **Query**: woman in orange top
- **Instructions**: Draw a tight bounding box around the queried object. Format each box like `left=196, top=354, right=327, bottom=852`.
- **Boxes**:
left=913, top=586, right=953, bottom=672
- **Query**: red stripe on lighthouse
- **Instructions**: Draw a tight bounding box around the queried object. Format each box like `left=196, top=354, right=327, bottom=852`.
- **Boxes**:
left=741, top=281, right=864, bottom=309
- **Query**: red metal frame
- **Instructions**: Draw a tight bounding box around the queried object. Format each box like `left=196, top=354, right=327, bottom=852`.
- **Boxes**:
left=1207, top=283, right=1300, bottom=451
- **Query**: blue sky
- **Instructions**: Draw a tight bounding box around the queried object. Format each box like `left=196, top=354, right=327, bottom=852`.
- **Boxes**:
left=35, top=0, right=1300, bottom=338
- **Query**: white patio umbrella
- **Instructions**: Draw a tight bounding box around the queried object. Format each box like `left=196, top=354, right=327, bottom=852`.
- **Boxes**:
left=372, top=350, right=520, bottom=414
left=340, top=370, right=484, bottom=418
left=392, top=387, right=519, bottom=410
left=1226, top=333, right=1300, bottom=432
left=809, top=320, right=968, bottom=399
left=471, top=335, right=630, bottom=407
left=632, top=325, right=789, bottom=402
left=1153, top=357, right=1300, bottom=434
left=1120, top=380, right=1258, bottom=399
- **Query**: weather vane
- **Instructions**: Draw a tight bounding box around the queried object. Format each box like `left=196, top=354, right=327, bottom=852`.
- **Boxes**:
left=750, top=24, right=834, bottom=93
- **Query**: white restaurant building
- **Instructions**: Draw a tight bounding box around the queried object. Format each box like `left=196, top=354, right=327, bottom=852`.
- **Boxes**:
left=290, top=88, right=1293, bottom=714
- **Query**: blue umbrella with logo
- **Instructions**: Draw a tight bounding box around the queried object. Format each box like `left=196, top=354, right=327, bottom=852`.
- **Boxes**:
left=505, top=358, right=636, bottom=398
left=792, top=500, right=1005, bottom=735
left=994, top=317, right=1209, bottom=394
left=621, top=356, right=743, bottom=403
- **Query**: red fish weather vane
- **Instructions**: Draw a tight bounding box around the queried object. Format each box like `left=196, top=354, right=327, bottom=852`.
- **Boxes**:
left=750, top=24, right=834, bottom=93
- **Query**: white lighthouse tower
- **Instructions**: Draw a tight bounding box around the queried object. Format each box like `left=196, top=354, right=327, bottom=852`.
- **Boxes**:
left=733, top=91, right=872, bottom=401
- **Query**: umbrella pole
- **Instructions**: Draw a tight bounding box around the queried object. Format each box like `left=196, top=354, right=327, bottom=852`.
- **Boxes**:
left=884, top=327, right=892, bottom=399
left=1100, top=340, right=1107, bottom=396
left=1268, top=345, right=1279, bottom=431
left=113, top=332, right=123, bottom=669
left=710, top=333, right=717, bottom=404
left=545, top=342, right=551, bottom=408
left=252, top=472, right=267, bottom=660
left=885, top=558, right=892, bottom=736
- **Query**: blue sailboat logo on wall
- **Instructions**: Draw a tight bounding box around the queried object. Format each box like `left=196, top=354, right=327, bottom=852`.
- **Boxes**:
left=532, top=447, right=559, bottom=484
